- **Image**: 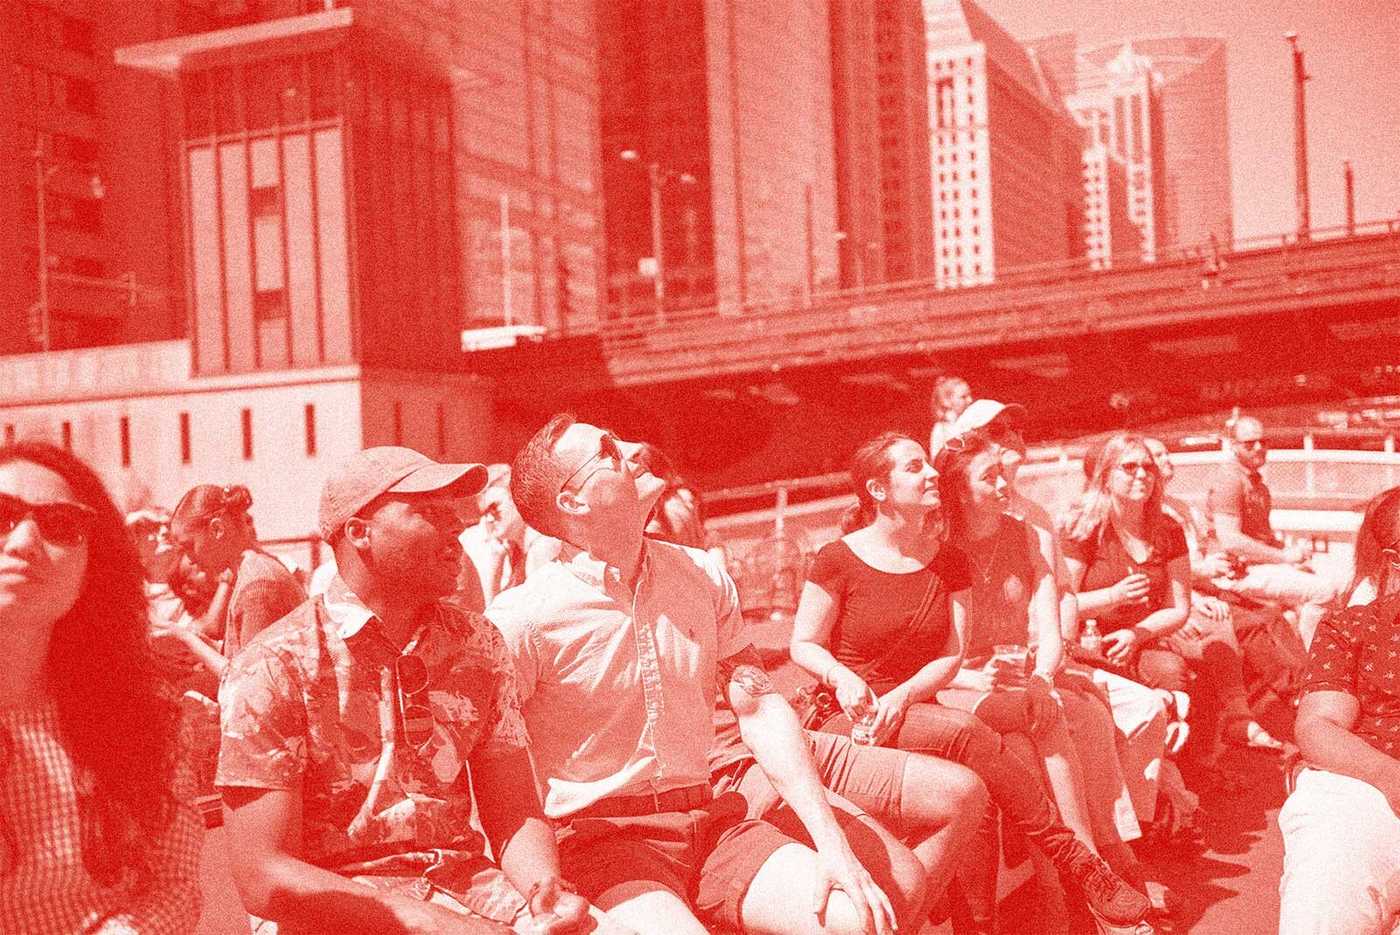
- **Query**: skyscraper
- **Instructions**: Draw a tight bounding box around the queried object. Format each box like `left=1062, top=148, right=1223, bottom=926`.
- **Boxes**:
left=922, top=0, right=1085, bottom=286
left=0, top=3, right=183, bottom=355
left=598, top=0, right=838, bottom=315
left=115, top=0, right=606, bottom=377
left=833, top=0, right=1086, bottom=290
left=1030, top=33, right=1233, bottom=254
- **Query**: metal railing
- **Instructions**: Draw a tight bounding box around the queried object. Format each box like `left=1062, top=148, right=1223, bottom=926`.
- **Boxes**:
left=589, top=220, right=1400, bottom=384
left=599, top=217, right=1400, bottom=342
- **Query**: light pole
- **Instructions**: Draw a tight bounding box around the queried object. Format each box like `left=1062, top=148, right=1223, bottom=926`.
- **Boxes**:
left=620, top=149, right=695, bottom=323
left=33, top=148, right=59, bottom=353
left=1286, top=32, right=1311, bottom=241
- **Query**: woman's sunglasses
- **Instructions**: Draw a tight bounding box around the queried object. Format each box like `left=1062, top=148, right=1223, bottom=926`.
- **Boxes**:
left=0, top=492, right=96, bottom=547
left=394, top=654, right=436, bottom=751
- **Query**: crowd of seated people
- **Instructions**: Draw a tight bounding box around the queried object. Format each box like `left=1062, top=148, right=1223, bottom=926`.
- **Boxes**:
left=4, top=390, right=1387, bottom=934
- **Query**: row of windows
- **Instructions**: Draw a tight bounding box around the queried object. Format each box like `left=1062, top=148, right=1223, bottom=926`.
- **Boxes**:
left=12, top=63, right=97, bottom=116
left=15, top=122, right=99, bottom=166
left=21, top=3, right=95, bottom=57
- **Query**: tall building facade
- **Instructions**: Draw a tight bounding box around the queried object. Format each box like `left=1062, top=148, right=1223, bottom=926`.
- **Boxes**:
left=1055, top=43, right=1166, bottom=262
left=1081, top=143, right=1142, bottom=268
left=598, top=0, right=838, bottom=316
left=830, top=0, right=933, bottom=288
left=1, top=1, right=184, bottom=355
left=91, top=0, right=601, bottom=375
left=1104, top=36, right=1232, bottom=250
left=833, top=0, right=1086, bottom=291
left=1031, top=32, right=1232, bottom=254
left=923, top=0, right=1085, bottom=287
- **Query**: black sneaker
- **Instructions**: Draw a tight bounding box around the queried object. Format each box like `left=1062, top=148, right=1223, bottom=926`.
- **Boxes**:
left=1067, top=850, right=1153, bottom=930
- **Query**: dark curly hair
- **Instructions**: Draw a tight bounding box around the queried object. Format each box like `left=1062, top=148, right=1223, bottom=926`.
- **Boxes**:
left=0, top=441, right=182, bottom=889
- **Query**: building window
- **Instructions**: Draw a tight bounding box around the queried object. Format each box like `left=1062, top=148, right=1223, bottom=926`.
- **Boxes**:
left=179, top=412, right=191, bottom=464
left=304, top=404, right=317, bottom=456
left=61, top=421, right=72, bottom=450
left=119, top=416, right=131, bottom=467
left=241, top=408, right=253, bottom=460
left=392, top=401, right=403, bottom=446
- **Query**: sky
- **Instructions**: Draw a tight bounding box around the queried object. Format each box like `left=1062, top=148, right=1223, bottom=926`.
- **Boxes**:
left=982, top=0, right=1400, bottom=241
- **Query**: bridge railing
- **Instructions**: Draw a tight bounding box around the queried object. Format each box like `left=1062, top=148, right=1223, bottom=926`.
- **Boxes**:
left=602, top=217, right=1400, bottom=339
left=596, top=220, right=1400, bottom=372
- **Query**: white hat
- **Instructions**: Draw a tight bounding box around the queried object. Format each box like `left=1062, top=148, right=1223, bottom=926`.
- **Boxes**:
left=951, top=399, right=1027, bottom=437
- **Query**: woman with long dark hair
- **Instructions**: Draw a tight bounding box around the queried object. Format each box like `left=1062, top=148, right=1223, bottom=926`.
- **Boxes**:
left=1280, top=485, right=1400, bottom=932
left=790, top=432, right=1149, bottom=934
left=937, top=431, right=1154, bottom=885
left=170, top=482, right=304, bottom=659
left=0, top=441, right=202, bottom=931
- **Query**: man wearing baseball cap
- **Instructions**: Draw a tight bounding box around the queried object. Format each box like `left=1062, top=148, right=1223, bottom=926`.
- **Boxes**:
left=216, top=447, right=606, bottom=934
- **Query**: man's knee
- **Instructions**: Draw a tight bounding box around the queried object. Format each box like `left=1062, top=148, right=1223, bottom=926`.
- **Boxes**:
left=900, top=755, right=985, bottom=827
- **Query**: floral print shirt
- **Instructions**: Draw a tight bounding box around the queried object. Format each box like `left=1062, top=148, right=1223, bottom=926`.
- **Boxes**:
left=216, top=577, right=531, bottom=920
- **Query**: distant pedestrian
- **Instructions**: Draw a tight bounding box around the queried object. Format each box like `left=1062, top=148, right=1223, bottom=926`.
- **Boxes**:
left=929, top=375, right=973, bottom=454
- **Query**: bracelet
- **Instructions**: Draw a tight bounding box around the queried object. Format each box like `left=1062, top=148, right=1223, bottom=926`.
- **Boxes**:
left=822, top=663, right=843, bottom=688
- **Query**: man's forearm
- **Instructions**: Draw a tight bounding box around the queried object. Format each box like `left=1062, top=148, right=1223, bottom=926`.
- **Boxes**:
left=1216, top=527, right=1288, bottom=563
left=738, top=697, right=848, bottom=851
left=247, top=853, right=498, bottom=934
left=497, top=816, right=567, bottom=901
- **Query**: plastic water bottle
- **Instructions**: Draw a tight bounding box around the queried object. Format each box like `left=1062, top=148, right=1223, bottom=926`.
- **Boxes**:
left=1080, top=620, right=1103, bottom=656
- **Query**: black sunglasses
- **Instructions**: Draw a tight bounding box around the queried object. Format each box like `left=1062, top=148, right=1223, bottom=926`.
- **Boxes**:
left=0, top=492, right=96, bottom=548
left=558, top=433, right=623, bottom=495
left=394, top=654, right=436, bottom=751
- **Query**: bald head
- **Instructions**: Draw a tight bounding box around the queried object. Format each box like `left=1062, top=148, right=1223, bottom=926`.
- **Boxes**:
left=1230, top=416, right=1267, bottom=470
left=1231, top=417, right=1264, bottom=442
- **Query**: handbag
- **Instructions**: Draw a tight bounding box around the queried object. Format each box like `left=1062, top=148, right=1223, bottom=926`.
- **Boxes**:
left=789, top=566, right=949, bottom=730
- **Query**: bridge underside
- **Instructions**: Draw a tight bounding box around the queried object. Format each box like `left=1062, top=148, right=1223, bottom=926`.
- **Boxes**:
left=474, top=294, right=1400, bottom=491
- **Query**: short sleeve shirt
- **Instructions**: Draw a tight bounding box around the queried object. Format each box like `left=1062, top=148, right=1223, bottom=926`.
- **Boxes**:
left=1299, top=594, right=1400, bottom=759
left=216, top=578, right=529, bottom=912
left=806, top=540, right=972, bottom=695
left=1064, top=516, right=1188, bottom=633
left=487, top=540, right=749, bottom=819
left=225, top=549, right=307, bottom=659
left=1208, top=460, right=1280, bottom=548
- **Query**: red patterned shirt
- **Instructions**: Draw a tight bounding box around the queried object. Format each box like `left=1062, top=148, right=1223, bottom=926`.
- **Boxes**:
left=1300, top=593, right=1400, bottom=759
left=216, top=577, right=531, bottom=922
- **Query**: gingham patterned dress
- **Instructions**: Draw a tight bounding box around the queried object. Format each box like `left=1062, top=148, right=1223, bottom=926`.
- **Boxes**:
left=0, top=698, right=203, bottom=934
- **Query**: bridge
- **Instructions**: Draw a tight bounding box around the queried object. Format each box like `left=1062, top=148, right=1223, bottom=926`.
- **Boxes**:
left=595, top=220, right=1400, bottom=386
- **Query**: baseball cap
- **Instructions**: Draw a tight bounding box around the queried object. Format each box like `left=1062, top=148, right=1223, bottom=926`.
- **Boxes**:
left=951, top=399, right=1027, bottom=437
left=318, top=446, right=488, bottom=541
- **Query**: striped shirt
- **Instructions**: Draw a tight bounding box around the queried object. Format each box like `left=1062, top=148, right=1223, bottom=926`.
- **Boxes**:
left=0, top=698, right=203, bottom=934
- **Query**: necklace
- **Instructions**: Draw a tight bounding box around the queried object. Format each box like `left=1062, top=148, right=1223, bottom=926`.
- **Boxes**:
left=966, top=527, right=1005, bottom=585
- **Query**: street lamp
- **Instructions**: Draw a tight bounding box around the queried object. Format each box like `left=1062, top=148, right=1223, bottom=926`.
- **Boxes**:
left=31, top=148, right=60, bottom=353
left=620, top=149, right=695, bottom=322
